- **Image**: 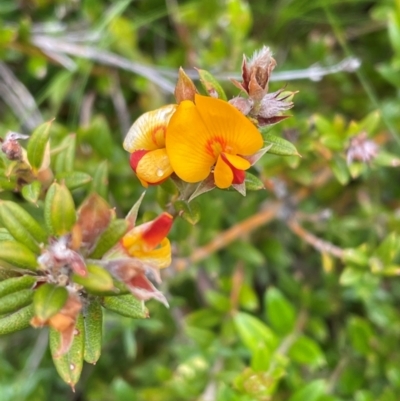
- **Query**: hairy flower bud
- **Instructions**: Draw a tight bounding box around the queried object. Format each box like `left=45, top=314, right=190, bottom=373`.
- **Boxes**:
left=0, top=131, right=28, bottom=160
left=346, top=132, right=379, bottom=165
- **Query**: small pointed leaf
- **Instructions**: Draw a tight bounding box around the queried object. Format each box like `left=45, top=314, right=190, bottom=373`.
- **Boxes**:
left=0, top=241, right=38, bottom=270
left=0, top=200, right=48, bottom=252
left=83, top=299, right=103, bottom=364
left=262, top=133, right=300, bottom=156
left=27, top=120, right=53, bottom=173
left=73, top=264, right=115, bottom=294
left=0, top=303, right=34, bottom=335
left=102, top=294, right=147, bottom=319
left=50, top=313, right=85, bottom=390
left=33, top=283, right=68, bottom=321
left=174, top=200, right=200, bottom=225
left=44, top=182, right=76, bottom=236
left=89, top=219, right=129, bottom=259
left=197, top=69, right=227, bottom=100
left=0, top=275, right=36, bottom=298
left=55, top=171, right=92, bottom=190
left=90, top=160, right=109, bottom=200
left=21, top=181, right=42, bottom=205
left=0, top=289, right=33, bottom=315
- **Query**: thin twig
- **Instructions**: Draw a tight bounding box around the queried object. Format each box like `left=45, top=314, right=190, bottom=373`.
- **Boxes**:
left=173, top=201, right=281, bottom=271
left=0, top=62, right=43, bottom=131
left=287, top=219, right=345, bottom=259
left=31, top=35, right=176, bottom=93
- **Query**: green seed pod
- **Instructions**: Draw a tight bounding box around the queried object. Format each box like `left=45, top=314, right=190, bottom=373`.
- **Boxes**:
left=0, top=289, right=33, bottom=315
left=72, top=264, right=114, bottom=294
left=44, top=182, right=76, bottom=236
left=33, top=283, right=68, bottom=321
left=49, top=313, right=85, bottom=390
left=0, top=303, right=34, bottom=335
left=83, top=298, right=103, bottom=364
left=27, top=120, right=53, bottom=174
left=89, top=219, right=129, bottom=259
left=0, top=200, right=48, bottom=252
left=102, top=294, right=147, bottom=319
left=0, top=241, right=38, bottom=270
left=0, top=275, right=36, bottom=298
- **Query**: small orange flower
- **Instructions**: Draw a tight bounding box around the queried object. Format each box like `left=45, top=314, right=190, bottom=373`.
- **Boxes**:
left=165, top=94, right=263, bottom=189
left=123, top=105, right=177, bottom=187
left=121, top=212, right=173, bottom=269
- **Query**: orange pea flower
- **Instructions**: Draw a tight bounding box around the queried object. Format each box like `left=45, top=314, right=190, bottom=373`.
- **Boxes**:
left=121, top=212, right=173, bottom=269
left=104, top=212, right=173, bottom=306
left=165, top=94, right=263, bottom=189
left=123, top=105, right=177, bottom=187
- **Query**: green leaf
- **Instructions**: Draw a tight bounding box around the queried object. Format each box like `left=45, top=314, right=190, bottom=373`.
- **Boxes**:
left=229, top=241, right=264, bottom=266
left=0, top=275, right=36, bottom=298
left=0, top=241, right=38, bottom=270
left=174, top=200, right=200, bottom=225
left=262, top=133, right=300, bottom=156
left=73, top=264, right=115, bottom=294
left=0, top=289, right=33, bottom=315
left=56, top=171, right=92, bottom=190
left=375, top=232, right=400, bottom=265
left=358, top=110, right=380, bottom=135
left=54, top=134, right=76, bottom=173
left=49, top=313, right=85, bottom=390
left=245, top=172, right=265, bottom=191
left=340, top=267, right=364, bottom=286
left=27, top=120, right=53, bottom=173
left=102, top=294, right=147, bottom=318
left=89, top=219, right=129, bottom=259
left=0, top=200, right=48, bottom=252
left=0, top=303, right=34, bottom=335
left=288, top=379, right=326, bottom=401
left=21, top=181, right=42, bottom=205
left=347, top=316, right=374, bottom=356
left=374, top=151, right=400, bottom=167
left=342, top=248, right=369, bottom=267
left=44, top=182, right=76, bottom=236
left=125, top=191, right=146, bottom=227
left=33, top=283, right=68, bottom=321
left=330, top=156, right=350, bottom=185
left=197, top=69, right=227, bottom=100
left=90, top=160, right=109, bottom=200
left=233, top=312, right=277, bottom=353
left=289, top=335, right=326, bottom=368
left=265, top=287, right=296, bottom=335
left=83, top=298, right=103, bottom=364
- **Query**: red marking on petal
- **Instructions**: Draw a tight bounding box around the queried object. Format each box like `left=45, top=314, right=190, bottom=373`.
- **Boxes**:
left=129, top=150, right=148, bottom=171
left=141, top=213, right=173, bottom=249
left=220, top=153, right=246, bottom=184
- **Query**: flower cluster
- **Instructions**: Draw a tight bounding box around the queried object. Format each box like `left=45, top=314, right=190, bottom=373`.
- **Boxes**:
left=123, top=47, right=295, bottom=193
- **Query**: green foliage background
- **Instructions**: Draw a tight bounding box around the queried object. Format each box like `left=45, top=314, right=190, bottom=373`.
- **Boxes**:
left=1, top=0, right=400, bottom=400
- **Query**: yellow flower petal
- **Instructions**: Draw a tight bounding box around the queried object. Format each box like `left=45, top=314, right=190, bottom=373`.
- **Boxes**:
left=166, top=100, right=216, bottom=182
left=123, top=104, right=177, bottom=152
left=223, top=153, right=251, bottom=170
left=136, top=148, right=173, bottom=184
left=194, top=94, right=263, bottom=155
left=129, top=238, right=171, bottom=269
left=214, top=154, right=234, bottom=189
left=166, top=95, right=262, bottom=184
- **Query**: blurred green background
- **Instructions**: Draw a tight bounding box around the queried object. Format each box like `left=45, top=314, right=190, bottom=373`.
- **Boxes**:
left=1, top=0, right=400, bottom=400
